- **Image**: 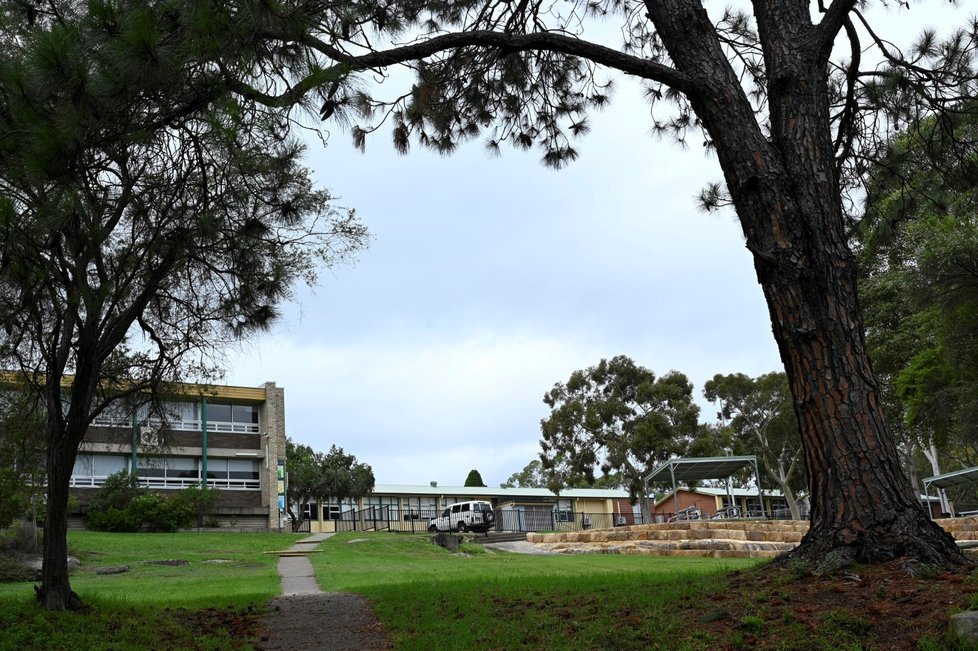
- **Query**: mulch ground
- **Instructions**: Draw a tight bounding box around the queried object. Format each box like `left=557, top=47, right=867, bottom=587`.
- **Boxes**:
left=254, top=593, right=393, bottom=651
left=693, top=559, right=978, bottom=649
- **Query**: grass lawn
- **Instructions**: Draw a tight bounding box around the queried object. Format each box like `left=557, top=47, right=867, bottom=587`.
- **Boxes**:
left=312, top=532, right=758, bottom=650
left=0, top=531, right=302, bottom=650
left=6, top=530, right=961, bottom=650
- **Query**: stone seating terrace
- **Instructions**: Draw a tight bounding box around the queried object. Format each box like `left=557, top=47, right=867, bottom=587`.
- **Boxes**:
left=525, top=517, right=978, bottom=559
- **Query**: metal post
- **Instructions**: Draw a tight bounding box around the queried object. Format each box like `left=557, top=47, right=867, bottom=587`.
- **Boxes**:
left=670, top=463, right=679, bottom=518
left=751, top=457, right=765, bottom=518
left=923, top=479, right=933, bottom=520
left=130, top=409, right=138, bottom=474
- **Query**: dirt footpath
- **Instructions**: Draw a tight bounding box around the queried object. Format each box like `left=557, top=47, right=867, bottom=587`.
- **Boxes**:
left=255, top=533, right=393, bottom=650
left=257, top=593, right=393, bottom=650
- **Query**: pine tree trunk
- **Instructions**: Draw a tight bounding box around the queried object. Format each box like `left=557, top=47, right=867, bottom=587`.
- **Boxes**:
left=36, top=425, right=82, bottom=610
left=647, top=0, right=969, bottom=568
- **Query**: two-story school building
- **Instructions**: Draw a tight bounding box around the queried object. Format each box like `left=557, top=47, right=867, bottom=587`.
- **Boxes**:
left=68, top=381, right=287, bottom=530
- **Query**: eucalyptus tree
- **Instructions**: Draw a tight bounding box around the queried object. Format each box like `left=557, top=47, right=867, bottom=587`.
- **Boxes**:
left=0, top=3, right=367, bottom=609
left=285, top=439, right=326, bottom=523
left=858, top=107, right=978, bottom=501
left=286, top=441, right=375, bottom=521
left=501, top=460, right=548, bottom=489
left=219, top=0, right=978, bottom=568
left=540, top=356, right=699, bottom=519
left=704, top=372, right=805, bottom=519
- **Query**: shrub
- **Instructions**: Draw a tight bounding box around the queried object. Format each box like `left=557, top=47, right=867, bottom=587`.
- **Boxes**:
left=85, top=471, right=208, bottom=532
left=86, top=471, right=144, bottom=532
left=174, top=485, right=219, bottom=528
left=0, top=520, right=41, bottom=554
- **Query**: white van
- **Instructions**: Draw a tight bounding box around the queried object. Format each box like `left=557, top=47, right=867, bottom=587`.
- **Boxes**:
left=428, top=500, right=495, bottom=533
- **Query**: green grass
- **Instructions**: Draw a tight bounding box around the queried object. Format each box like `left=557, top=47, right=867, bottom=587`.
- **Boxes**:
left=0, top=531, right=302, bottom=650
left=0, top=530, right=301, bottom=606
left=312, top=532, right=758, bottom=649
left=10, top=530, right=942, bottom=650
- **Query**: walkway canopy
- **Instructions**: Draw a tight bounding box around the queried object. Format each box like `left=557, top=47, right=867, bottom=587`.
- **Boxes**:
left=644, top=455, right=764, bottom=518
left=923, top=466, right=978, bottom=517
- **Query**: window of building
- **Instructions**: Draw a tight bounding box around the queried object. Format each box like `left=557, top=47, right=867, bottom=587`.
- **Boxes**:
left=125, top=456, right=260, bottom=490
left=555, top=499, right=572, bottom=522
left=228, top=459, right=260, bottom=480
left=206, top=403, right=260, bottom=433
left=401, top=496, right=437, bottom=519
left=328, top=497, right=358, bottom=520
left=70, top=454, right=127, bottom=487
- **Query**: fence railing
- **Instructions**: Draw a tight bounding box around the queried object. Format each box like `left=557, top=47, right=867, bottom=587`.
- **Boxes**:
left=316, top=508, right=650, bottom=533
left=69, top=476, right=260, bottom=491
left=310, top=506, right=808, bottom=533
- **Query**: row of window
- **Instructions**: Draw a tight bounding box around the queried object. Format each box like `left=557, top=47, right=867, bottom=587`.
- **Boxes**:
left=71, top=453, right=260, bottom=489
left=92, top=401, right=260, bottom=433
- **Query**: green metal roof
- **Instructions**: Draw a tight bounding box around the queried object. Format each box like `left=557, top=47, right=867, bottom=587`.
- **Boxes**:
left=371, top=484, right=630, bottom=499
left=644, top=456, right=759, bottom=483
left=923, top=466, right=978, bottom=490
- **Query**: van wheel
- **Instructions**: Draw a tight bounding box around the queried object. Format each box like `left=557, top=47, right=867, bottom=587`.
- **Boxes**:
left=457, top=522, right=467, bottom=533
left=428, top=525, right=437, bottom=533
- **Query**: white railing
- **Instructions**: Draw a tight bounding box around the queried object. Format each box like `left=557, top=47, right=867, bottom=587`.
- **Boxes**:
left=70, top=476, right=260, bottom=490
left=90, top=416, right=259, bottom=434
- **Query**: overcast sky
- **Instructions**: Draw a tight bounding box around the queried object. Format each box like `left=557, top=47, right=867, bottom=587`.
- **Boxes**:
left=223, top=2, right=972, bottom=489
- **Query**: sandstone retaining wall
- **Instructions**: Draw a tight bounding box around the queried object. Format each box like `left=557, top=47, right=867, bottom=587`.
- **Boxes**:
left=523, top=517, right=978, bottom=559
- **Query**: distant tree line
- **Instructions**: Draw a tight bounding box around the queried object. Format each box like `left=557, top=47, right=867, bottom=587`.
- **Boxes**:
left=526, top=357, right=803, bottom=521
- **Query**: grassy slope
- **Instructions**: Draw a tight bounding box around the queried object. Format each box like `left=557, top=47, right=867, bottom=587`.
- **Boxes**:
left=313, top=532, right=757, bottom=650
left=0, top=531, right=301, bottom=651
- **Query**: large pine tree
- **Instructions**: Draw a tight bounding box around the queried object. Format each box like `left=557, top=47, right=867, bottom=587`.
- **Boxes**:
left=223, top=0, right=975, bottom=568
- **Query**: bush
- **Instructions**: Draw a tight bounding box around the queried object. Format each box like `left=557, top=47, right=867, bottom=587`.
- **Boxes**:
left=0, top=520, right=41, bottom=555
left=176, top=485, right=219, bottom=528
left=0, top=554, right=37, bottom=582
left=85, top=471, right=202, bottom=532
left=86, top=471, right=144, bottom=532
left=0, top=521, right=43, bottom=583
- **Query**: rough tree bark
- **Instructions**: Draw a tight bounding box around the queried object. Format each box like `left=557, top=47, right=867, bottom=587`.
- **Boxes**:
left=647, top=0, right=965, bottom=566
left=35, top=372, right=92, bottom=610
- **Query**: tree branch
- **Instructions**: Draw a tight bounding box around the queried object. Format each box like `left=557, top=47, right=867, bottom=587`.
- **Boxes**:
left=813, top=0, right=859, bottom=62
left=229, top=30, right=693, bottom=107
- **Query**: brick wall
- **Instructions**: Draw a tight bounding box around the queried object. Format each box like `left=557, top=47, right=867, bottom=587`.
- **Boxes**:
left=653, top=490, right=719, bottom=518
left=261, top=382, right=286, bottom=529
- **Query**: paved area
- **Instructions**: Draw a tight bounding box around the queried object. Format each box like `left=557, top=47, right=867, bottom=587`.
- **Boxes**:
left=278, top=533, right=331, bottom=596
left=484, top=540, right=556, bottom=555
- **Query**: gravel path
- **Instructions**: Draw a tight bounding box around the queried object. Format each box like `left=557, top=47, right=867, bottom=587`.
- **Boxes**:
left=256, top=534, right=393, bottom=650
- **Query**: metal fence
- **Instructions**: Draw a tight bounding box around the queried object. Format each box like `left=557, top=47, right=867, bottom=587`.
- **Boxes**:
left=322, top=508, right=652, bottom=533
left=304, top=505, right=808, bottom=534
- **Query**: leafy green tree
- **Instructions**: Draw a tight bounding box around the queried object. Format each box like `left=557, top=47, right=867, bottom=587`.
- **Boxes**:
left=0, top=392, right=45, bottom=531
left=320, top=445, right=376, bottom=505
left=285, top=440, right=375, bottom=521
left=501, top=460, right=547, bottom=489
left=285, top=439, right=325, bottom=523
left=540, top=356, right=699, bottom=520
left=0, top=4, right=368, bottom=609
left=464, top=469, right=486, bottom=487
left=858, top=108, right=978, bottom=510
left=704, top=372, right=805, bottom=519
